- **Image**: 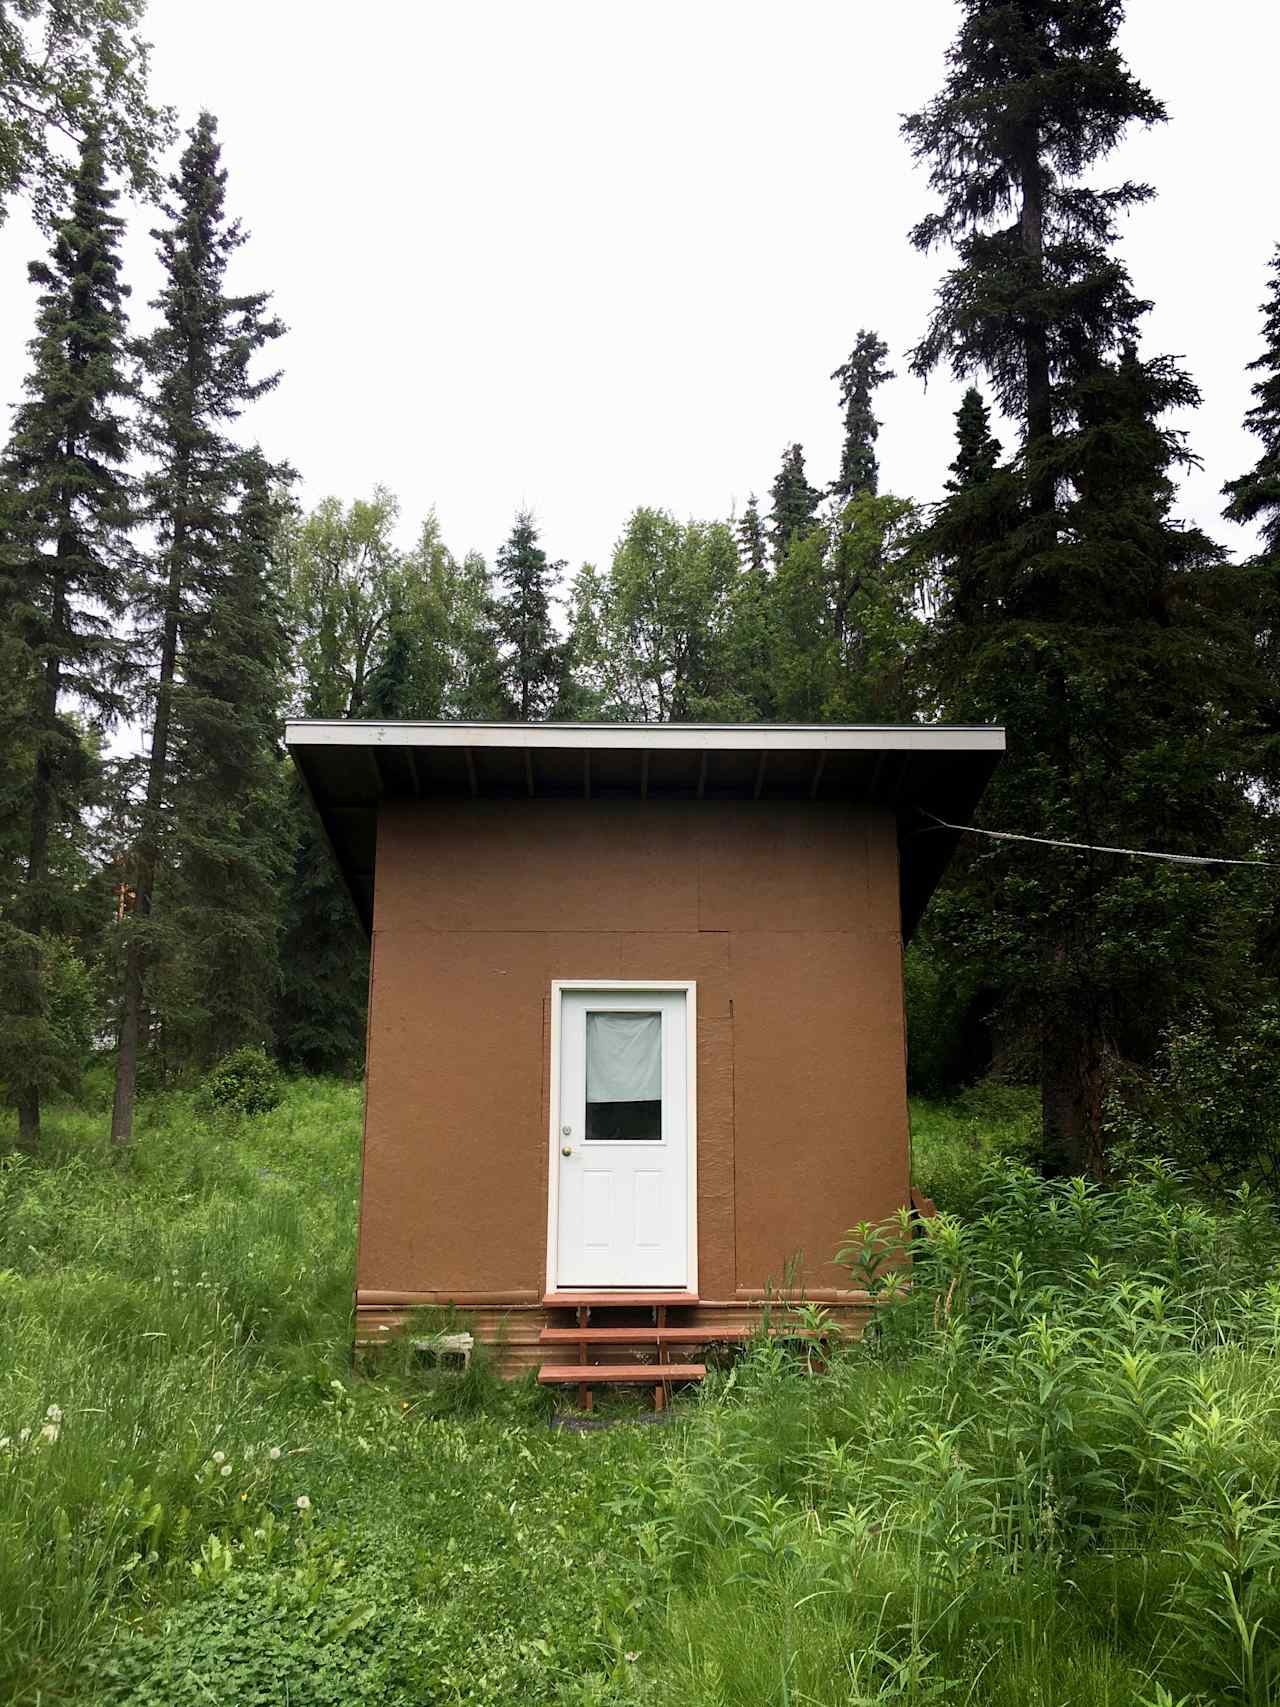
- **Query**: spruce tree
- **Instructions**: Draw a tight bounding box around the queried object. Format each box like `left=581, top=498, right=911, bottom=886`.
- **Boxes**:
left=908, top=4, right=1261, bottom=1170
left=768, top=444, right=821, bottom=567
left=0, top=131, right=134, bottom=1142
left=830, top=330, right=895, bottom=498
left=904, top=0, right=1165, bottom=536
left=157, top=454, right=291, bottom=1066
left=493, top=510, right=565, bottom=720
left=1224, top=244, right=1280, bottom=559
left=736, top=494, right=768, bottom=575
left=948, top=386, right=1002, bottom=491
left=1223, top=245, right=1280, bottom=791
left=111, top=112, right=284, bottom=1145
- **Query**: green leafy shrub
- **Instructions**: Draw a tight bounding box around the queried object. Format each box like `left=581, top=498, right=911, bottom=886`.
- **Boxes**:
left=1108, top=1004, right=1280, bottom=1197
left=199, top=1046, right=283, bottom=1118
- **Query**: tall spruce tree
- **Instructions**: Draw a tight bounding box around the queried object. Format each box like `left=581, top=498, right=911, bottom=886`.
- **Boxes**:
left=157, top=453, right=291, bottom=1067
left=831, top=330, right=895, bottom=498
left=1223, top=245, right=1280, bottom=793
left=493, top=510, right=565, bottom=720
left=736, top=494, right=768, bottom=575
left=905, top=0, right=1165, bottom=538
left=0, top=131, right=134, bottom=1143
left=1223, top=245, right=1280, bottom=560
left=929, top=385, right=1016, bottom=629
left=111, top=112, right=285, bottom=1145
left=768, top=444, right=821, bottom=567
left=948, top=386, right=1002, bottom=491
left=908, top=3, right=1262, bottom=1170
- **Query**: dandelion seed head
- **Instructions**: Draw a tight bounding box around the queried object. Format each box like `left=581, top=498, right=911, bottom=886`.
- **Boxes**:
left=211, top=1450, right=226, bottom=1465
left=269, top=1446, right=282, bottom=1460
left=295, top=1494, right=311, bottom=1511
left=220, top=1463, right=232, bottom=1477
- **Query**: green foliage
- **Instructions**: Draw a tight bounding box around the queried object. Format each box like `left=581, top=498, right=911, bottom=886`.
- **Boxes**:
left=0, top=1077, right=360, bottom=1698
left=830, top=328, right=895, bottom=499
left=907, top=4, right=1268, bottom=1170
left=5, top=1080, right=1280, bottom=1705
left=0, top=132, right=136, bottom=1140
left=286, top=489, right=406, bottom=720
left=273, top=784, right=369, bottom=1077
left=0, top=0, right=175, bottom=229
left=767, top=442, right=821, bottom=567
left=158, top=458, right=293, bottom=1068
left=570, top=508, right=749, bottom=720
left=1108, top=1005, right=1280, bottom=1197
left=199, top=1045, right=283, bottom=1118
left=627, top=1166, right=1280, bottom=1707
left=902, top=929, right=993, bottom=1097
left=911, top=1082, right=1046, bottom=1216
left=112, top=110, right=288, bottom=1140
left=770, top=490, right=929, bottom=723
left=0, top=928, right=94, bottom=1120
left=1224, top=245, right=1280, bottom=562
left=492, top=509, right=568, bottom=720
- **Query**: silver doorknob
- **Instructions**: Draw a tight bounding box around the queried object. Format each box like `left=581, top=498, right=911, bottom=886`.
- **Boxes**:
left=562, top=1146, right=572, bottom=1156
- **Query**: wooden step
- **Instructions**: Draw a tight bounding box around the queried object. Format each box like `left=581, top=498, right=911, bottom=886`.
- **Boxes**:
left=542, top=1292, right=698, bottom=1308
left=540, top=1326, right=733, bottom=1346
left=538, top=1362, right=706, bottom=1385
left=539, top=1325, right=822, bottom=1346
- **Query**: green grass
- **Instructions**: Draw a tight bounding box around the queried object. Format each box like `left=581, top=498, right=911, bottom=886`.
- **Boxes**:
left=910, top=1081, right=1041, bottom=1213
left=4, top=1078, right=1280, bottom=1704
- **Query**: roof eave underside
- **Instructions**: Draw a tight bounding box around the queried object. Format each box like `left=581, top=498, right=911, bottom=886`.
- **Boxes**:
left=286, top=725, right=1004, bottom=943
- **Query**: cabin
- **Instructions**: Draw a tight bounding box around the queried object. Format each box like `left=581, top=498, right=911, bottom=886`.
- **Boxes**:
left=286, top=720, right=1004, bottom=1404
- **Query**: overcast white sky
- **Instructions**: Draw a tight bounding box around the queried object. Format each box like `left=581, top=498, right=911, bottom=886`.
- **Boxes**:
left=0, top=0, right=1276, bottom=577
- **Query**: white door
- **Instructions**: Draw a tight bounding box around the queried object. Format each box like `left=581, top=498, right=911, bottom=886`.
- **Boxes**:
left=555, top=988, right=690, bottom=1289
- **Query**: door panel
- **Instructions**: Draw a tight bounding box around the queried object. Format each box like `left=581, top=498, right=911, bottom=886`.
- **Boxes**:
left=556, top=988, right=688, bottom=1288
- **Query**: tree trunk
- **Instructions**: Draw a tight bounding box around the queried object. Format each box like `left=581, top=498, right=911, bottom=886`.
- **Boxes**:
left=1041, top=1013, right=1108, bottom=1177
left=110, top=532, right=184, bottom=1147
left=18, top=556, right=71, bottom=1146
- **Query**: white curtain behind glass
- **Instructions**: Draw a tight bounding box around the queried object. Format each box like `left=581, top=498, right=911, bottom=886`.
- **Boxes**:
left=586, top=1012, right=661, bottom=1103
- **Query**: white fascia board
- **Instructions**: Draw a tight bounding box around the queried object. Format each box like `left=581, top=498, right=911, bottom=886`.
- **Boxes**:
left=285, top=721, right=1006, bottom=756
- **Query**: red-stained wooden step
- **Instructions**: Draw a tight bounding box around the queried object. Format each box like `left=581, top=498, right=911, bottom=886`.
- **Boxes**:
left=538, top=1362, right=705, bottom=1385
left=539, top=1326, right=732, bottom=1346
left=539, top=1325, right=822, bottom=1346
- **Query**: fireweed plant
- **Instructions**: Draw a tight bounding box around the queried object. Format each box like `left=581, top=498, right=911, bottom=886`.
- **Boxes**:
left=6, top=1080, right=1280, bottom=1704
left=622, top=1164, right=1280, bottom=1706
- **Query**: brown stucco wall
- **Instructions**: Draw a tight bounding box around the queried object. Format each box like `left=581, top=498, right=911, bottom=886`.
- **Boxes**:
left=356, top=799, right=910, bottom=1303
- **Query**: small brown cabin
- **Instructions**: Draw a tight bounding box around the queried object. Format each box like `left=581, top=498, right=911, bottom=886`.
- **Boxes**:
left=286, top=721, right=1003, bottom=1390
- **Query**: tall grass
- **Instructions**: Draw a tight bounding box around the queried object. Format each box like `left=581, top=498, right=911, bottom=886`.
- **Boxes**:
left=616, top=1163, right=1280, bottom=1705
left=0, top=1079, right=360, bottom=1698
left=7, top=1078, right=1280, bottom=1705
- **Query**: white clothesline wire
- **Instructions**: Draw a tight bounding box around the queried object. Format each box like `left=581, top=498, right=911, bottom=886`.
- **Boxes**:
left=915, top=810, right=1280, bottom=870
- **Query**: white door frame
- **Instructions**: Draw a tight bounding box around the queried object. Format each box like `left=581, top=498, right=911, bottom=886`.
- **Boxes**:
left=545, top=979, right=698, bottom=1297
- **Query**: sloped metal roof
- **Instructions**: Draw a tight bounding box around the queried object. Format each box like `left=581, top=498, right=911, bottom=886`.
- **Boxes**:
left=285, top=720, right=1005, bottom=941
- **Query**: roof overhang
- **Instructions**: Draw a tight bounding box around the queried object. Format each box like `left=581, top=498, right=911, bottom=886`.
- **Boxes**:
left=285, top=720, right=1005, bottom=942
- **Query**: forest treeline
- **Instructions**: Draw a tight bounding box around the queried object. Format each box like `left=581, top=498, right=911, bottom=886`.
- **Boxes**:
left=1, top=0, right=1279, bottom=1174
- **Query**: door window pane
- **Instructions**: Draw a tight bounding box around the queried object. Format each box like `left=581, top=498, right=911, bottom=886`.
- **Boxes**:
left=585, top=1011, right=662, bottom=1141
